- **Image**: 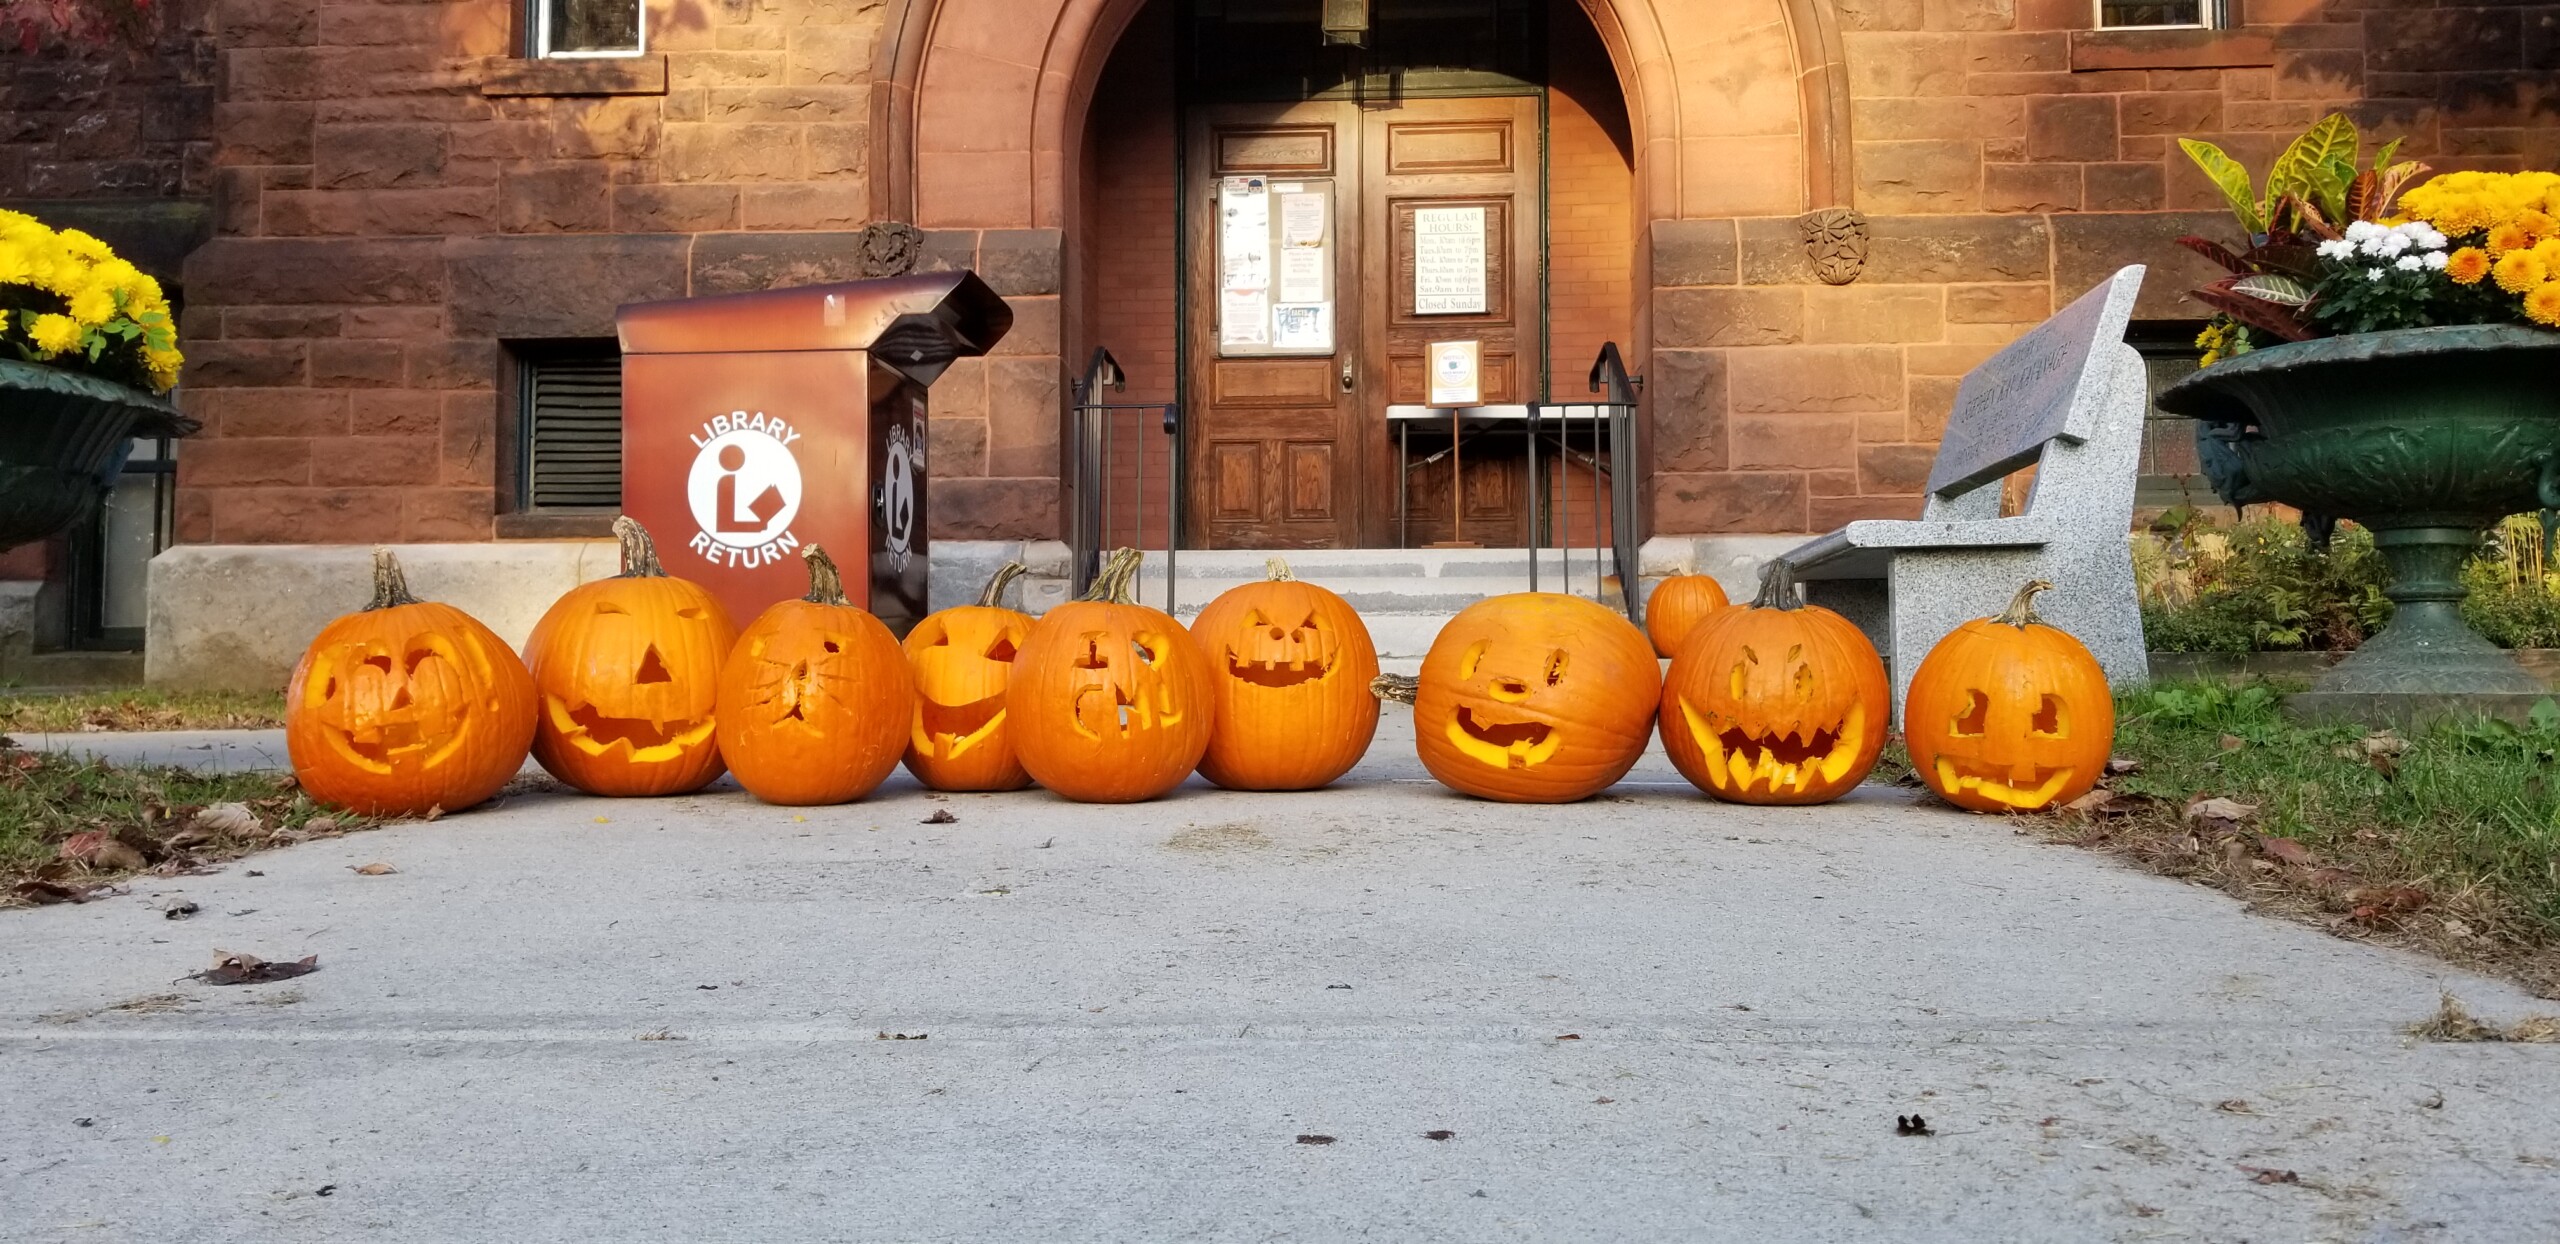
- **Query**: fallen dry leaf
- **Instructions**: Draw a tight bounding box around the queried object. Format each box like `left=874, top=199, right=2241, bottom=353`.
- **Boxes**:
left=2215, top=1099, right=2254, bottom=1114
left=11, top=879, right=97, bottom=905
left=2347, top=885, right=2430, bottom=923
left=2218, top=733, right=2246, bottom=752
left=1553, top=1033, right=1581, bottom=1041
left=349, top=862, right=397, bottom=876
left=191, top=802, right=262, bottom=837
left=2063, top=790, right=2116, bottom=816
left=188, top=951, right=320, bottom=986
left=2185, top=796, right=2257, bottom=833
left=1896, top=1114, right=1932, bottom=1137
left=922, top=809, right=957, bottom=825
left=2241, top=1165, right=2298, bottom=1186
left=1295, top=1134, right=1336, bottom=1145
left=2105, top=756, right=2141, bottom=776
left=2256, top=835, right=2314, bottom=866
left=1422, top=1129, right=1455, bottom=1141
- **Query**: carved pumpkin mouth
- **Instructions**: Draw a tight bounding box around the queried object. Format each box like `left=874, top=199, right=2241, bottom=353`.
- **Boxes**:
left=1931, top=757, right=2074, bottom=809
left=545, top=696, right=716, bottom=764
left=915, top=692, right=1007, bottom=757
left=1225, top=651, right=1328, bottom=688
left=1447, top=706, right=1560, bottom=769
left=1677, top=697, right=1867, bottom=796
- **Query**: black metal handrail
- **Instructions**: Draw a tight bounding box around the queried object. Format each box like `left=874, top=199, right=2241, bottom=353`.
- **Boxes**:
left=1524, top=342, right=1642, bottom=621
left=1067, top=346, right=1182, bottom=610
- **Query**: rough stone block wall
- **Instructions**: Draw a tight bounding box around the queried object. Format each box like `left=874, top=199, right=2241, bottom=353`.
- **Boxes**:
left=0, top=0, right=218, bottom=202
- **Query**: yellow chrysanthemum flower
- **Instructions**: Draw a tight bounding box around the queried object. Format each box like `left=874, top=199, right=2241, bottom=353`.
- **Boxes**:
left=2526, top=281, right=2560, bottom=328
left=2446, top=247, right=2492, bottom=285
left=27, top=313, right=85, bottom=355
left=66, top=285, right=117, bottom=326
left=2493, top=250, right=2548, bottom=294
left=54, top=229, right=111, bottom=263
left=2518, top=210, right=2557, bottom=240
left=2487, top=222, right=2532, bottom=254
left=0, top=241, right=28, bottom=285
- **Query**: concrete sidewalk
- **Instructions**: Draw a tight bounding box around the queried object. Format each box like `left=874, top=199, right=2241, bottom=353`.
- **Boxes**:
left=5, top=717, right=2557, bottom=1241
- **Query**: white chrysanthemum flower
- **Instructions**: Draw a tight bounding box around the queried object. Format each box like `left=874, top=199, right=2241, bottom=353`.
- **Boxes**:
left=2345, top=220, right=2383, bottom=243
left=2419, top=228, right=2449, bottom=250
left=2425, top=249, right=2450, bottom=270
left=2378, top=232, right=2412, bottom=256
left=2396, top=255, right=2423, bottom=270
left=2317, top=238, right=2355, bottom=259
left=2368, top=267, right=2388, bottom=281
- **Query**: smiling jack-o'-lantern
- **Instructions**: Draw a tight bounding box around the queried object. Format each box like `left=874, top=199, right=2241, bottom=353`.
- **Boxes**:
left=524, top=517, right=738, bottom=796
left=714, top=545, right=915, bottom=806
left=1905, top=579, right=2113, bottom=813
left=1381, top=592, right=1659, bottom=803
left=1644, top=573, right=1731, bottom=658
left=1193, top=557, right=1379, bottom=791
left=901, top=561, right=1034, bottom=792
left=1659, top=561, right=1887, bottom=804
left=1008, top=548, right=1215, bottom=803
left=286, top=549, right=538, bottom=817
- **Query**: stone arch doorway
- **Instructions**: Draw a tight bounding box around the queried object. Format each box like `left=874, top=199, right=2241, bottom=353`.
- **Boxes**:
left=867, top=0, right=1852, bottom=546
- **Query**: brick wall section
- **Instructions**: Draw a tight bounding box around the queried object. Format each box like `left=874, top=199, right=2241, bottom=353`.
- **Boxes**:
left=1544, top=0, right=1635, bottom=399
left=0, top=0, right=217, bottom=202
left=1650, top=0, right=2560, bottom=535
left=1076, top=3, right=1178, bottom=548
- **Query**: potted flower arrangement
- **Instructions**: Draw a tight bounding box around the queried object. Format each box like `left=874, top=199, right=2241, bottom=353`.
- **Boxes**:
left=0, top=208, right=195, bottom=552
left=2154, top=116, right=2560, bottom=708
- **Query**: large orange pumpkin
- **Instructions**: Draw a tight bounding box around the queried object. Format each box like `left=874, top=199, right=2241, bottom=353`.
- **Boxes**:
left=524, top=516, right=738, bottom=796
left=1659, top=561, right=1887, bottom=805
left=286, top=549, right=537, bottom=817
left=1905, top=579, right=2114, bottom=813
left=901, top=562, right=1034, bottom=792
left=1644, top=573, right=1731, bottom=658
left=714, top=545, right=915, bottom=806
left=1393, top=592, right=1659, bottom=803
left=1008, top=548, right=1215, bottom=803
left=1193, top=557, right=1380, bottom=791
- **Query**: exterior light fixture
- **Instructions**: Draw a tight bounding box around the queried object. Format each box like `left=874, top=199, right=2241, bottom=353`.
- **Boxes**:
left=1321, top=0, right=1369, bottom=46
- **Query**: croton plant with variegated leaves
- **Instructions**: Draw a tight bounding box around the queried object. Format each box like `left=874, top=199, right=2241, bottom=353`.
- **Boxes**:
left=2177, top=113, right=2560, bottom=365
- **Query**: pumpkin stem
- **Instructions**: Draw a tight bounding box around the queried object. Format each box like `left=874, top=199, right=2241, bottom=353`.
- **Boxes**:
left=801, top=544, right=850, bottom=605
left=1995, top=579, right=2054, bottom=628
left=975, top=561, right=1028, bottom=609
left=365, top=547, right=420, bottom=611
left=1370, top=673, right=1419, bottom=705
left=1082, top=547, right=1142, bottom=604
left=612, top=515, right=668, bottom=579
left=1751, top=559, right=1806, bottom=611
left=1266, top=556, right=1294, bottom=582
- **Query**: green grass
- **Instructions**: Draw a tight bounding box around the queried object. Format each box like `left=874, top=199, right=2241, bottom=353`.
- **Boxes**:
left=0, top=687, right=285, bottom=734
left=1, top=744, right=340, bottom=899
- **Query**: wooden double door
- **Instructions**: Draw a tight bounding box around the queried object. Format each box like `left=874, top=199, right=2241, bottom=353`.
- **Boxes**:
left=1185, top=96, right=1543, bottom=549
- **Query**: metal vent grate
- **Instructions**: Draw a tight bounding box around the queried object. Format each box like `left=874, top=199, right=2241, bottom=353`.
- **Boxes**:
left=525, top=351, right=623, bottom=510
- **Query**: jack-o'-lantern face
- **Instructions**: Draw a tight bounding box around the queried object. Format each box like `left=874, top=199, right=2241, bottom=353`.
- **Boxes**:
left=1905, top=581, right=2114, bottom=814
left=524, top=518, right=739, bottom=797
left=901, top=563, right=1035, bottom=792
left=1659, top=567, right=1887, bottom=806
left=715, top=546, right=916, bottom=806
left=1191, top=563, right=1381, bottom=791
left=285, top=550, right=538, bottom=818
left=1410, top=593, right=1659, bottom=803
left=1008, top=549, right=1217, bottom=803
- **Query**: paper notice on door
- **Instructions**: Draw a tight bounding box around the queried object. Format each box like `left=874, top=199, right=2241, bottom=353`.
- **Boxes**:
left=1272, top=303, right=1331, bottom=350
left=1413, top=206, right=1488, bottom=315
left=1279, top=192, right=1326, bottom=247
left=1277, top=246, right=1326, bottom=305
left=1427, top=340, right=1482, bottom=406
left=1220, top=176, right=1270, bottom=295
left=1221, top=289, right=1270, bottom=346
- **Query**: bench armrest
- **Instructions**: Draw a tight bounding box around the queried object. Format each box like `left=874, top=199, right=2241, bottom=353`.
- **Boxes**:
left=1780, top=517, right=2053, bottom=580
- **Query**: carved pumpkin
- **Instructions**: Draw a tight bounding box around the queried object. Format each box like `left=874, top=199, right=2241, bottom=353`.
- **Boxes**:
left=1008, top=548, right=1215, bottom=803
left=714, top=545, right=915, bottom=806
left=1383, top=592, right=1659, bottom=803
left=1193, top=557, right=1380, bottom=791
left=1906, top=579, right=2114, bottom=813
left=524, top=517, right=738, bottom=796
left=901, top=561, right=1035, bottom=792
left=1659, top=561, right=1887, bottom=804
left=1644, top=573, right=1731, bottom=658
left=286, top=549, right=537, bottom=816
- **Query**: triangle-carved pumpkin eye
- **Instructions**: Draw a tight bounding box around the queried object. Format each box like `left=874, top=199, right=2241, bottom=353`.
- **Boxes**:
left=595, top=601, right=628, bottom=615
left=984, top=634, right=1018, bottom=662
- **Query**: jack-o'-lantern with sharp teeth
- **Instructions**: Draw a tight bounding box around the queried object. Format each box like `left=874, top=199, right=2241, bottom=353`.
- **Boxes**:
left=901, top=561, right=1035, bottom=792
left=716, top=545, right=915, bottom=806
left=1388, top=592, right=1659, bottom=803
left=1906, top=579, right=2113, bottom=813
left=286, top=549, right=538, bottom=817
left=1193, top=557, right=1379, bottom=790
left=524, top=516, right=739, bottom=796
left=1008, top=548, right=1215, bottom=803
left=1659, top=561, right=1886, bottom=805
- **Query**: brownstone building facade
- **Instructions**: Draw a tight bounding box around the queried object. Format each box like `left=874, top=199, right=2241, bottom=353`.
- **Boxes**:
left=1, top=0, right=2553, bottom=664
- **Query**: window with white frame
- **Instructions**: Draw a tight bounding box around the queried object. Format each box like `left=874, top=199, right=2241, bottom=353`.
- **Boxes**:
left=2097, top=0, right=2222, bottom=28
left=533, top=0, right=644, bottom=57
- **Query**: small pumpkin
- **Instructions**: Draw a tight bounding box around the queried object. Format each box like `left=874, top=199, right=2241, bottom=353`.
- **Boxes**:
left=715, top=545, right=915, bottom=806
left=525, top=516, right=738, bottom=797
left=286, top=549, right=538, bottom=816
left=1193, top=557, right=1380, bottom=791
left=901, top=561, right=1035, bottom=792
left=1659, top=561, right=1887, bottom=804
left=1905, top=579, right=2114, bottom=813
left=1008, top=548, right=1215, bottom=803
left=1644, top=573, right=1731, bottom=658
left=1383, top=592, right=1659, bottom=803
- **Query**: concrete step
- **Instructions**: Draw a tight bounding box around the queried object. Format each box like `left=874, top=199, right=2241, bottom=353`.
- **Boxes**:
left=1109, top=548, right=1630, bottom=660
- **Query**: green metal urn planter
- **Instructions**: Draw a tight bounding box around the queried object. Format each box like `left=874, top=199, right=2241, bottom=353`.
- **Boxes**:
left=0, top=359, right=196, bottom=553
left=2159, top=324, right=2560, bottom=719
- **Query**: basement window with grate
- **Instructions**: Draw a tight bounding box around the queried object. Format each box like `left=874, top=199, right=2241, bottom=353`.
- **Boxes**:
left=2096, top=0, right=2221, bottom=28
left=516, top=343, right=624, bottom=513
left=530, top=0, right=643, bottom=57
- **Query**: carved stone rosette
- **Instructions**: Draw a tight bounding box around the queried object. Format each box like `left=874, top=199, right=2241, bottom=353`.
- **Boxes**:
left=858, top=221, right=924, bottom=278
left=1798, top=207, right=1869, bottom=286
